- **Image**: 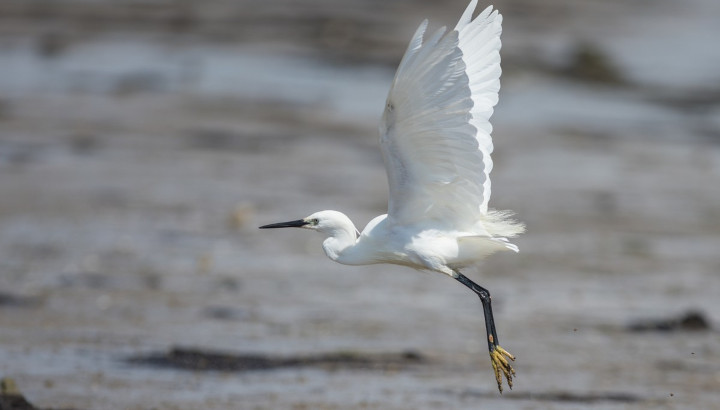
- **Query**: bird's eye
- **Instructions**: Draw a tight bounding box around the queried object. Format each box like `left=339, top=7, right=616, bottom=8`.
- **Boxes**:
left=311, top=218, right=319, bottom=225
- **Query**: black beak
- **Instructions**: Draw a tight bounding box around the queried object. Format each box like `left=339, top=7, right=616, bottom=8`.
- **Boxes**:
left=259, top=219, right=309, bottom=229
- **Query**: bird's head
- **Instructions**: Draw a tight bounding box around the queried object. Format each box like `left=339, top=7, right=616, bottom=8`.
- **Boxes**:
left=259, top=210, right=358, bottom=237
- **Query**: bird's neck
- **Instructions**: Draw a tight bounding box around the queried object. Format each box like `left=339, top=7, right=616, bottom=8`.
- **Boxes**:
left=321, top=228, right=358, bottom=262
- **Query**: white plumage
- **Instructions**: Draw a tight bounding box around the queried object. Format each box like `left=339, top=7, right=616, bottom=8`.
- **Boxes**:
left=260, top=1, right=524, bottom=392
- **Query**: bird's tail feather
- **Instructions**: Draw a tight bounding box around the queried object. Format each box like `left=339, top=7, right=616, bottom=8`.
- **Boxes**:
left=482, top=209, right=525, bottom=238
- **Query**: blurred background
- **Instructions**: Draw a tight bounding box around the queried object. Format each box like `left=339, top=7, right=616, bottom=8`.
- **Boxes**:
left=1, top=0, right=719, bottom=408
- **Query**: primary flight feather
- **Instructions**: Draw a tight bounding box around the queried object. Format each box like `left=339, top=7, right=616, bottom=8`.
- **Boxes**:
left=260, top=0, right=524, bottom=392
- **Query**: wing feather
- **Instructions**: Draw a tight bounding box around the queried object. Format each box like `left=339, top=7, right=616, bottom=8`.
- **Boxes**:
left=380, top=1, right=504, bottom=229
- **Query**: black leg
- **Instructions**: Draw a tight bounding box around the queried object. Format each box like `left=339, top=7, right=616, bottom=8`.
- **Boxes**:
left=454, top=271, right=515, bottom=393
left=454, top=272, right=500, bottom=352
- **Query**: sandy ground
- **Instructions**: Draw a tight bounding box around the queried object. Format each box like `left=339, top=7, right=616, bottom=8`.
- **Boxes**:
left=1, top=0, right=720, bottom=409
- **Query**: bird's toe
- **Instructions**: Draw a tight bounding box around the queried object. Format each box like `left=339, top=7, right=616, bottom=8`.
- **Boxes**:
left=489, top=345, right=515, bottom=393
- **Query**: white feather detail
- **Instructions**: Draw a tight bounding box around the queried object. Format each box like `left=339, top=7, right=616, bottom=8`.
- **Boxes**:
left=380, top=1, right=520, bottom=238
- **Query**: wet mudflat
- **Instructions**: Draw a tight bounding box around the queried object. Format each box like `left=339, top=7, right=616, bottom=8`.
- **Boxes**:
left=125, top=347, right=425, bottom=373
left=1, top=0, right=720, bottom=409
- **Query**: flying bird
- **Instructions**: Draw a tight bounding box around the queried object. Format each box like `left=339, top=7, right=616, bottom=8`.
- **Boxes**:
left=260, top=0, right=524, bottom=392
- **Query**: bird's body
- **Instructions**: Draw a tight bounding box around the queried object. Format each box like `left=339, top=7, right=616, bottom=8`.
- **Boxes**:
left=312, top=210, right=518, bottom=273
left=260, top=0, right=523, bottom=392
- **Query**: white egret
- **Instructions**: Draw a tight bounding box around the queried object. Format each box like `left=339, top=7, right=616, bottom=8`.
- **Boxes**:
left=260, top=0, right=524, bottom=392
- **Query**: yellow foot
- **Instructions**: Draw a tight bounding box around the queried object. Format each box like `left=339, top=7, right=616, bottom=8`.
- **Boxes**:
left=490, top=345, right=516, bottom=393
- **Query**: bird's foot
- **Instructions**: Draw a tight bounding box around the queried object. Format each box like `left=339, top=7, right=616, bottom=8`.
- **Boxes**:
left=489, top=345, right=515, bottom=393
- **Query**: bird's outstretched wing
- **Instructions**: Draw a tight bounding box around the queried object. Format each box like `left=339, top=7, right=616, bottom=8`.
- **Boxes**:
left=380, top=0, right=502, bottom=230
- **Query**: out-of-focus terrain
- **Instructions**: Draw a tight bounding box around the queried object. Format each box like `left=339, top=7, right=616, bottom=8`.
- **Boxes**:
left=1, top=0, right=719, bottom=408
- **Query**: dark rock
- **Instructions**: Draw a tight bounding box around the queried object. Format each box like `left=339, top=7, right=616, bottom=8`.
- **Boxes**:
left=628, top=310, right=711, bottom=332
